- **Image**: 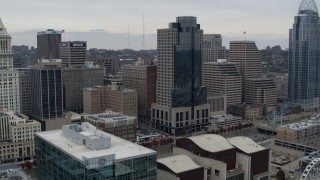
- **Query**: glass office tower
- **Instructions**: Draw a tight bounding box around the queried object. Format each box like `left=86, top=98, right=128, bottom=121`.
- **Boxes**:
left=152, top=17, right=209, bottom=135
left=288, top=0, right=320, bottom=111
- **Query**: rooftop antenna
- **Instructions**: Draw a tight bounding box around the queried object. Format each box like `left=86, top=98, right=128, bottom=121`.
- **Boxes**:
left=128, top=25, right=131, bottom=49
left=142, top=11, right=145, bottom=50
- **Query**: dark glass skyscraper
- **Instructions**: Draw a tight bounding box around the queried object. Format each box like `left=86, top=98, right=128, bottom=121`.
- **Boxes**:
left=31, top=61, right=63, bottom=122
left=152, top=17, right=209, bottom=135
left=288, top=0, right=320, bottom=111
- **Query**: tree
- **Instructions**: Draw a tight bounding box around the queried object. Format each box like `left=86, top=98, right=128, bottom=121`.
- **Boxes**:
left=275, top=169, right=286, bottom=180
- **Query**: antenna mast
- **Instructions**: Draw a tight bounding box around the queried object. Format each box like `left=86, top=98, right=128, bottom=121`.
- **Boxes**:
left=128, top=25, right=131, bottom=49
left=142, top=11, right=145, bottom=50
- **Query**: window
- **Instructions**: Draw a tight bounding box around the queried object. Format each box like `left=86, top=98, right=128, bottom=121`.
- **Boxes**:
left=215, top=169, right=220, bottom=176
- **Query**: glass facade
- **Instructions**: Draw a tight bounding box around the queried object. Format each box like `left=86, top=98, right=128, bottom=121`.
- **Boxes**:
left=171, top=17, right=207, bottom=108
left=288, top=1, right=320, bottom=111
left=35, top=136, right=157, bottom=180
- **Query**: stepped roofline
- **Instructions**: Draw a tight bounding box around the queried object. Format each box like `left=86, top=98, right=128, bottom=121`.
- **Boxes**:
left=298, top=0, right=319, bottom=16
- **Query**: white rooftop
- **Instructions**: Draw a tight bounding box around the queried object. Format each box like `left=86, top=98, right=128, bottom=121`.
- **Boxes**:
left=157, top=155, right=201, bottom=174
left=227, top=136, right=266, bottom=154
left=279, top=119, right=320, bottom=130
left=35, top=128, right=156, bottom=163
left=188, top=134, right=234, bottom=153
left=85, top=111, right=135, bottom=122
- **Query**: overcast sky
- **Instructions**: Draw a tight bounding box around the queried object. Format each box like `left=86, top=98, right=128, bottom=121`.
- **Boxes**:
left=1, top=0, right=317, bottom=50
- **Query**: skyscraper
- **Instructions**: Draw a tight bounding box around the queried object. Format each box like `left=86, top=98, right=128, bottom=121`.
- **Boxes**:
left=123, top=65, right=157, bottom=123
left=0, top=18, right=20, bottom=113
left=60, top=41, right=87, bottom=66
left=229, top=41, right=262, bottom=81
left=288, top=0, right=320, bottom=111
left=37, top=29, right=62, bottom=59
left=202, top=61, right=242, bottom=107
left=152, top=17, right=209, bottom=135
left=62, top=62, right=104, bottom=113
left=31, top=60, right=63, bottom=120
left=202, top=34, right=226, bottom=63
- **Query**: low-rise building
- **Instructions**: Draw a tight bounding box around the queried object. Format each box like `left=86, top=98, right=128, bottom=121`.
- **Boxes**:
left=35, top=122, right=157, bottom=180
left=210, top=115, right=242, bottom=131
left=159, top=134, right=270, bottom=180
left=82, top=111, right=137, bottom=141
left=277, top=117, right=320, bottom=142
left=0, top=111, right=41, bottom=163
left=229, top=104, right=264, bottom=120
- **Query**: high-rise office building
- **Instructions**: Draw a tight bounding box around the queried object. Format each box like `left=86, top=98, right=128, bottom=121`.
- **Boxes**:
left=60, top=41, right=87, bottom=66
left=203, top=61, right=242, bottom=107
left=202, top=34, right=226, bottom=63
left=35, top=122, right=157, bottom=180
left=229, top=41, right=262, bottom=81
left=123, top=65, right=157, bottom=123
left=244, top=78, right=277, bottom=111
left=18, top=68, right=31, bottom=115
left=288, top=0, right=320, bottom=111
left=62, top=62, right=104, bottom=113
left=31, top=60, right=63, bottom=120
left=152, top=17, right=209, bottom=135
left=0, top=18, right=20, bottom=113
left=37, top=29, right=62, bottom=59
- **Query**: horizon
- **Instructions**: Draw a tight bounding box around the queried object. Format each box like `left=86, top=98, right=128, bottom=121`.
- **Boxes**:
left=3, top=0, right=319, bottom=50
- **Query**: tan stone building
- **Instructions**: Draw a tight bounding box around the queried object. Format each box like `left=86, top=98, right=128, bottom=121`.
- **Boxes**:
left=0, top=111, right=41, bottom=163
left=82, top=111, right=137, bottom=141
left=202, top=34, right=226, bottom=63
left=203, top=61, right=242, bottom=107
left=244, top=78, right=277, bottom=111
left=207, top=94, right=227, bottom=116
left=123, top=65, right=157, bottom=122
left=83, top=82, right=137, bottom=117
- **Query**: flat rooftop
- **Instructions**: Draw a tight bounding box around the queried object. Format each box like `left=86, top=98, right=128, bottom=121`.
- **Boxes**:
left=35, top=129, right=156, bottom=163
left=85, top=112, right=135, bottom=122
left=211, top=115, right=242, bottom=122
left=279, top=119, right=320, bottom=130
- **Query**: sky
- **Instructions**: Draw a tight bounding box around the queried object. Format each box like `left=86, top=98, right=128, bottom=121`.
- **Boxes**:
left=1, top=0, right=318, bottom=50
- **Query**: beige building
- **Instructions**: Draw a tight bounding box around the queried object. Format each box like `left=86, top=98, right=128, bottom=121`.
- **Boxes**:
left=244, top=78, right=277, bottom=111
left=229, top=41, right=262, bottom=80
left=203, top=61, right=242, bottom=107
left=89, top=57, right=119, bottom=76
left=83, top=82, right=137, bottom=117
left=202, top=34, right=226, bottom=63
left=0, top=111, right=41, bottom=163
left=207, top=94, right=227, bottom=116
left=82, top=111, right=137, bottom=141
left=244, top=104, right=264, bottom=120
left=123, top=65, right=157, bottom=122
left=277, top=118, right=320, bottom=142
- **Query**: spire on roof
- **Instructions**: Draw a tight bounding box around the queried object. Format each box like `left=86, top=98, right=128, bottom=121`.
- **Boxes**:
left=298, top=0, right=319, bottom=16
left=0, top=18, right=9, bottom=35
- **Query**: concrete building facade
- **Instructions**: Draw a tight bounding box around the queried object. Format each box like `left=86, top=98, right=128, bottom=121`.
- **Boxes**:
left=18, top=68, right=31, bottom=115
left=0, top=111, right=41, bottom=163
left=37, top=29, right=61, bottom=59
left=82, top=111, right=137, bottom=141
left=62, top=64, right=104, bottom=113
left=83, top=83, right=137, bottom=117
left=89, top=57, right=119, bottom=76
left=60, top=41, right=87, bottom=66
left=123, top=65, right=157, bottom=122
left=0, top=18, right=20, bottom=113
left=202, top=34, right=226, bottom=63
left=203, top=61, right=242, bottom=107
